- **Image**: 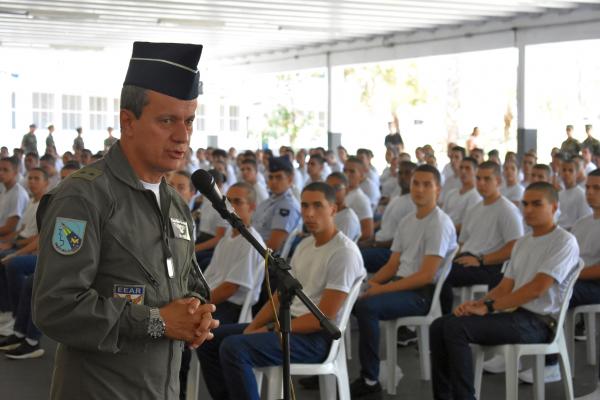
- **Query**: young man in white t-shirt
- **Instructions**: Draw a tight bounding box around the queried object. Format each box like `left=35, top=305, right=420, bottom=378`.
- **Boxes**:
left=239, top=159, right=268, bottom=205
left=439, top=146, right=464, bottom=205
left=557, top=158, right=592, bottom=230
left=197, top=181, right=365, bottom=400
left=431, top=182, right=580, bottom=399
left=501, top=159, right=524, bottom=207
left=359, top=161, right=416, bottom=273
left=441, top=161, right=523, bottom=314
left=344, top=156, right=374, bottom=243
left=351, top=165, right=457, bottom=398
left=202, top=182, right=265, bottom=324
left=195, top=169, right=228, bottom=269
left=442, top=157, right=482, bottom=233
left=357, top=149, right=381, bottom=211
left=0, top=157, right=29, bottom=239
left=304, top=154, right=325, bottom=186
left=326, top=172, right=361, bottom=242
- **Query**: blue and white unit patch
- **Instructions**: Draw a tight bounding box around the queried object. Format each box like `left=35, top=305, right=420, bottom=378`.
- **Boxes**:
left=113, top=284, right=145, bottom=305
left=52, top=217, right=87, bottom=255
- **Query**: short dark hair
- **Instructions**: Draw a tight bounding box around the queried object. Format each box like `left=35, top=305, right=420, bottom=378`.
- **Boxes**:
left=488, top=149, right=499, bottom=158
left=533, top=164, right=551, bottom=174
left=309, top=154, right=325, bottom=165
left=302, top=182, right=336, bottom=204
left=585, top=124, right=593, bottom=132
left=479, top=161, right=501, bottom=177
left=451, top=146, right=466, bottom=158
left=62, top=160, right=81, bottom=171
left=414, top=164, right=441, bottom=186
left=462, top=157, right=478, bottom=169
left=562, top=157, right=581, bottom=171
left=526, top=181, right=558, bottom=203
left=0, top=156, right=19, bottom=170
left=25, top=152, right=39, bottom=159
left=229, top=181, right=257, bottom=205
left=241, top=158, right=258, bottom=169
left=326, top=171, right=348, bottom=186
left=345, top=156, right=364, bottom=168
left=399, top=161, right=417, bottom=172
left=40, top=154, right=56, bottom=164
left=29, top=167, right=48, bottom=181
left=212, top=149, right=227, bottom=159
left=357, top=148, right=373, bottom=158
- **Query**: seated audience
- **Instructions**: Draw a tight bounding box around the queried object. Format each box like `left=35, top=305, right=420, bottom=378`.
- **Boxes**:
left=501, top=159, right=524, bottom=207
left=197, top=182, right=365, bottom=400
left=325, top=172, right=361, bottom=241
left=557, top=157, right=592, bottom=230
left=305, top=154, right=325, bottom=186
left=344, top=156, right=374, bottom=242
left=239, top=158, right=268, bottom=204
left=195, top=169, right=228, bottom=268
left=439, top=146, right=464, bottom=206
left=442, top=157, right=482, bottom=233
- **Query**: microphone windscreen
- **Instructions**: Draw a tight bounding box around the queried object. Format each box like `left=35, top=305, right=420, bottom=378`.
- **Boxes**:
left=191, top=169, right=214, bottom=195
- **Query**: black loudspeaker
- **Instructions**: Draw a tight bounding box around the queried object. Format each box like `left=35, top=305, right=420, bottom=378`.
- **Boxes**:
left=517, top=128, right=537, bottom=159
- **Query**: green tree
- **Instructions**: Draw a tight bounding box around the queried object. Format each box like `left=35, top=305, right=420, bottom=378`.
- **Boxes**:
left=262, top=104, right=313, bottom=146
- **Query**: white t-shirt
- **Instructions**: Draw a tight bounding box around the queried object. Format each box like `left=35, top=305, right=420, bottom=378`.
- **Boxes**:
left=585, top=162, right=597, bottom=175
left=203, top=227, right=265, bottom=306
left=375, top=194, right=415, bottom=242
left=504, top=226, right=580, bottom=316
left=198, top=197, right=228, bottom=235
left=501, top=183, right=524, bottom=205
left=391, top=207, right=457, bottom=280
left=571, top=215, right=600, bottom=268
left=346, top=187, right=373, bottom=221
left=0, top=183, right=30, bottom=226
left=380, top=175, right=398, bottom=199
left=439, top=175, right=461, bottom=206
left=558, top=186, right=592, bottom=230
left=359, top=177, right=381, bottom=210
left=442, top=187, right=482, bottom=226
left=460, top=196, right=523, bottom=255
left=140, top=180, right=161, bottom=209
left=289, top=232, right=366, bottom=325
left=18, top=198, right=40, bottom=238
left=335, top=208, right=361, bottom=242
left=253, top=182, right=269, bottom=205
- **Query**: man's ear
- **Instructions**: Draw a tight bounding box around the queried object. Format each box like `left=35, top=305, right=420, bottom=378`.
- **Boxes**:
left=120, top=109, right=136, bottom=138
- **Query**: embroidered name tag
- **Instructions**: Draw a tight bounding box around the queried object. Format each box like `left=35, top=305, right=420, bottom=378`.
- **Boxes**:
left=170, top=217, right=190, bottom=241
left=113, top=284, right=145, bottom=305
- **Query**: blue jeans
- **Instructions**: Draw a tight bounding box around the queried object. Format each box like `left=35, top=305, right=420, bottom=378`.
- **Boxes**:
left=430, top=310, right=553, bottom=400
left=13, top=275, right=41, bottom=340
left=354, top=289, right=432, bottom=381
left=197, top=323, right=331, bottom=400
left=359, top=247, right=392, bottom=273
left=5, top=255, right=37, bottom=315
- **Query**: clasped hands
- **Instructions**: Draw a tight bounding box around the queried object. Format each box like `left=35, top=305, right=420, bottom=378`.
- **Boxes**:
left=453, top=300, right=487, bottom=317
left=160, top=298, right=220, bottom=349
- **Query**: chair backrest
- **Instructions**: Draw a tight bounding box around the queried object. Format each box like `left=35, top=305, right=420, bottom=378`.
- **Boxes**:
left=238, top=260, right=266, bottom=323
left=279, top=221, right=303, bottom=260
left=427, top=246, right=460, bottom=318
left=549, top=258, right=585, bottom=344
left=320, top=277, right=364, bottom=365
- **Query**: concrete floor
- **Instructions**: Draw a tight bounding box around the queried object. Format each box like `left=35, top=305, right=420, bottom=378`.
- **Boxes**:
left=2, top=326, right=599, bottom=400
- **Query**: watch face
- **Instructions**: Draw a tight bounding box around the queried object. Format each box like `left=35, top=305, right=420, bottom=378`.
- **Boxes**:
left=148, top=319, right=165, bottom=339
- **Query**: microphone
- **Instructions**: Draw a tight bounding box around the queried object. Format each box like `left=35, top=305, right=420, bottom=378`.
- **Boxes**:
left=191, top=169, right=234, bottom=221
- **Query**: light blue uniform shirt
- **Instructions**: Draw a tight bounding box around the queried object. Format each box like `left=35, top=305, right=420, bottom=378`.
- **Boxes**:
left=251, top=188, right=301, bottom=244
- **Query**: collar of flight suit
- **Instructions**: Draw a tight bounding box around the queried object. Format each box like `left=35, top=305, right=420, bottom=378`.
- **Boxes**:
left=104, top=140, right=166, bottom=192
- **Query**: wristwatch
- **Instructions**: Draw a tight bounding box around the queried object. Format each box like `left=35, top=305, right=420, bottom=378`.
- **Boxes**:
left=484, top=298, right=495, bottom=314
left=477, top=253, right=485, bottom=267
left=147, top=307, right=166, bottom=339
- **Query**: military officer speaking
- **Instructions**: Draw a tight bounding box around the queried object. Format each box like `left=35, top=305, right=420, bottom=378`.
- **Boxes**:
left=32, top=42, right=219, bottom=399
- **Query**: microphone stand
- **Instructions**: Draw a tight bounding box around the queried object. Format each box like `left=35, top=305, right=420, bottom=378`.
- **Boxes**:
left=210, top=199, right=341, bottom=400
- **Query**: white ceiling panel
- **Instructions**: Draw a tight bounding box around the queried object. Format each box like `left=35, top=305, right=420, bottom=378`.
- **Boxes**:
left=0, top=0, right=599, bottom=60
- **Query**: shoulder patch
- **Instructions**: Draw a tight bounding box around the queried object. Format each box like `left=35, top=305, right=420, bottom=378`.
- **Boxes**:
left=52, top=217, right=87, bottom=255
left=71, top=167, right=103, bottom=181
left=279, top=208, right=290, bottom=217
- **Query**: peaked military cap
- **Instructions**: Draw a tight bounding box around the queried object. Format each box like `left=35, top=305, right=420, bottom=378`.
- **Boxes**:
left=123, top=41, right=203, bottom=100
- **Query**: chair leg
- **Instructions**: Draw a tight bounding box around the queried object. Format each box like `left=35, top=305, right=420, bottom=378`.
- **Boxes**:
left=385, top=322, right=398, bottom=395
left=473, top=346, right=485, bottom=400
left=557, top=335, right=576, bottom=400
left=533, top=355, right=545, bottom=400
left=505, top=350, right=520, bottom=400
left=417, top=325, right=431, bottom=381
left=186, top=357, right=200, bottom=400
left=319, top=375, right=336, bottom=400
left=345, top=326, right=352, bottom=360
left=586, top=313, right=597, bottom=366
left=265, top=368, right=283, bottom=400
left=254, top=370, right=263, bottom=397
left=565, top=311, right=576, bottom=378
left=336, top=349, right=352, bottom=400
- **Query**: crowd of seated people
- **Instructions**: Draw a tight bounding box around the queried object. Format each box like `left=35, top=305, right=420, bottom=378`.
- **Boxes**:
left=2, top=122, right=600, bottom=400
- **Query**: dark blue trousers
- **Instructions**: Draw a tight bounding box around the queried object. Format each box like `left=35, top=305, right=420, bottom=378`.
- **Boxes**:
left=197, top=323, right=331, bottom=400
left=430, top=310, right=553, bottom=400
left=354, top=289, right=431, bottom=381
left=5, top=255, right=37, bottom=315
left=13, top=275, right=41, bottom=340
left=441, top=263, right=504, bottom=314
left=359, top=247, right=392, bottom=273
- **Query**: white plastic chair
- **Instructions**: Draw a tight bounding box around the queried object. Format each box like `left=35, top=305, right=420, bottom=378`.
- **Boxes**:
left=255, top=278, right=364, bottom=400
left=473, top=258, right=584, bottom=400
left=459, top=261, right=509, bottom=303
left=381, top=247, right=459, bottom=394
left=565, top=303, right=600, bottom=377
left=278, top=221, right=303, bottom=260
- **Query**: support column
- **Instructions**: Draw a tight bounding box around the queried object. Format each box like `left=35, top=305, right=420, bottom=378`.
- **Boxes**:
left=516, top=42, right=536, bottom=159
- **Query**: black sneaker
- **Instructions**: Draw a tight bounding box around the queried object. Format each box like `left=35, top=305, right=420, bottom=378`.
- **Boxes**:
left=298, top=375, right=319, bottom=390
left=5, top=342, right=44, bottom=359
left=397, top=326, right=417, bottom=346
left=350, top=377, right=382, bottom=398
left=575, top=320, right=586, bottom=341
left=0, top=335, right=24, bottom=351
